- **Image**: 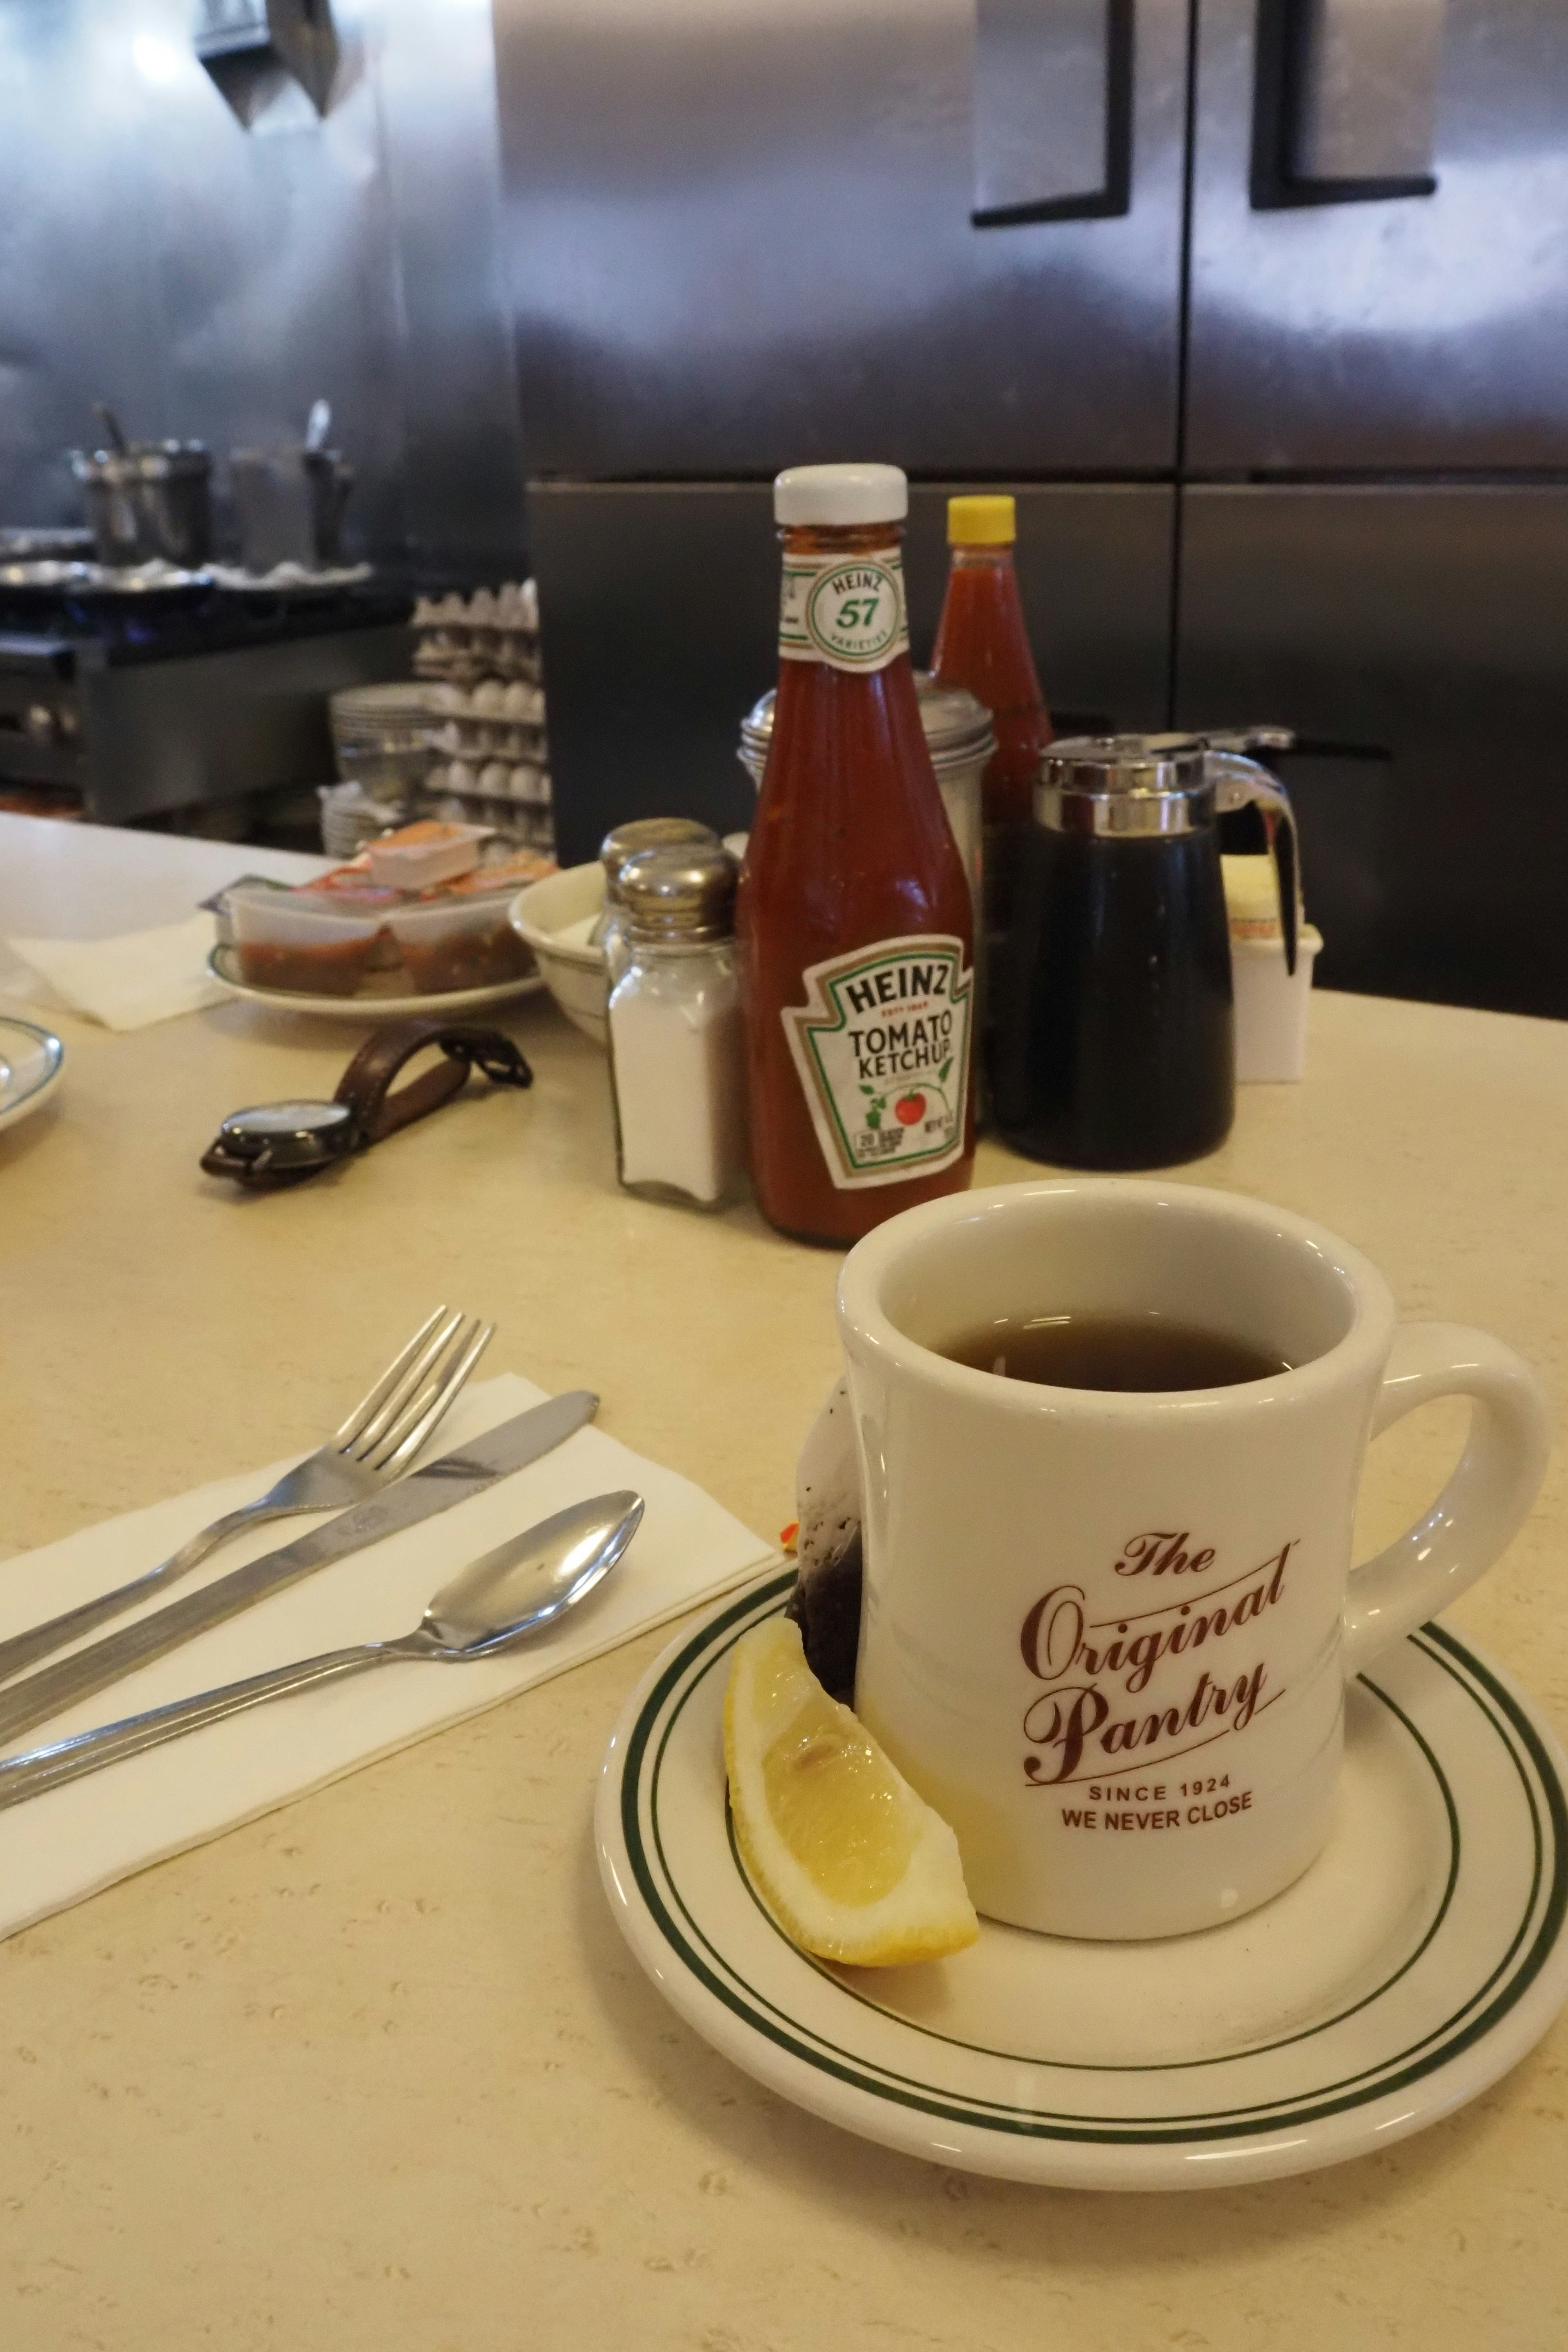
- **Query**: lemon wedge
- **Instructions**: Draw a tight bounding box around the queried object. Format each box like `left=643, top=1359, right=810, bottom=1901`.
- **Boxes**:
left=724, top=1615, right=979, bottom=1967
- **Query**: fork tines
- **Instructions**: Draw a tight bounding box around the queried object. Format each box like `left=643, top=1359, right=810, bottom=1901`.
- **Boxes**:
left=336, top=1307, right=495, bottom=1474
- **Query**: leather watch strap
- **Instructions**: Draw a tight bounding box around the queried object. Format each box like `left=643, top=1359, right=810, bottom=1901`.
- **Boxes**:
left=333, top=1019, right=532, bottom=1144
left=203, top=1020, right=533, bottom=1190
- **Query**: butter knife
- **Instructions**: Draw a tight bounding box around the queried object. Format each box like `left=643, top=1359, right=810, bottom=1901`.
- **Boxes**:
left=0, top=1390, right=597, bottom=1748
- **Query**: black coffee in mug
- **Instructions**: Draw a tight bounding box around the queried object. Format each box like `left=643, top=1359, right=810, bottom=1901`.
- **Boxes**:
left=938, top=1312, right=1291, bottom=1392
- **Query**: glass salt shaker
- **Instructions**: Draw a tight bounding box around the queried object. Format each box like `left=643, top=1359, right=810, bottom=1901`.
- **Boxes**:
left=607, top=843, right=746, bottom=1210
left=593, top=815, right=721, bottom=984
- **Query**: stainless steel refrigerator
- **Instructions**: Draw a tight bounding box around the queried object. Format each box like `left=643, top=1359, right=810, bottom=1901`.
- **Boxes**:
left=493, top=0, right=1568, bottom=1017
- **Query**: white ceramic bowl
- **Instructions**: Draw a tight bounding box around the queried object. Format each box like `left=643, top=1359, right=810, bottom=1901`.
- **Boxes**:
left=508, top=862, right=608, bottom=1044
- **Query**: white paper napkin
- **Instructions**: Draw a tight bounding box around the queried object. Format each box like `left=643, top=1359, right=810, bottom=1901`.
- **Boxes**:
left=4, top=912, right=225, bottom=1029
left=0, top=1374, right=775, bottom=1943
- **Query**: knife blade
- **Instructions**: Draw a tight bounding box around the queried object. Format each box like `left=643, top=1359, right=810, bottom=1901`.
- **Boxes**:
left=0, top=1390, right=598, bottom=1748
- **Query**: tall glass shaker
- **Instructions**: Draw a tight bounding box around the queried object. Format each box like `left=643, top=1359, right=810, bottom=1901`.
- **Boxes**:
left=992, top=735, right=1299, bottom=1169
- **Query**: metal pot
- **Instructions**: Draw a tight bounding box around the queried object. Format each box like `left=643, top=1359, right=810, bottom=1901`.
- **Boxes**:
left=230, top=445, right=355, bottom=573
left=70, top=442, right=212, bottom=568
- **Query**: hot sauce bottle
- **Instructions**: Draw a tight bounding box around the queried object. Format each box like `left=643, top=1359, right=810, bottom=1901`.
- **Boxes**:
left=736, top=463, right=977, bottom=1246
left=930, top=494, right=1053, bottom=1093
left=929, top=494, right=1053, bottom=829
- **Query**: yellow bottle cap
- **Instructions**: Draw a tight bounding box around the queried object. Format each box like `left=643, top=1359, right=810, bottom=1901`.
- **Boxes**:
left=947, top=494, right=1016, bottom=546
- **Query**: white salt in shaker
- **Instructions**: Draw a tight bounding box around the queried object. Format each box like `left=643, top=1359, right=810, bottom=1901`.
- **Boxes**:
left=607, top=843, right=746, bottom=1209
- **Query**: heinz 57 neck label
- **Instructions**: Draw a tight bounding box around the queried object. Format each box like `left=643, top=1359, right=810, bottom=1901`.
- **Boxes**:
left=779, top=543, right=910, bottom=673
left=782, top=935, right=972, bottom=1188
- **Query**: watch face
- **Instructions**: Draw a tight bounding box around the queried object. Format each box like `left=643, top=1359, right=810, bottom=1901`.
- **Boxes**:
left=220, top=1100, right=356, bottom=1167
left=225, top=1100, right=352, bottom=1138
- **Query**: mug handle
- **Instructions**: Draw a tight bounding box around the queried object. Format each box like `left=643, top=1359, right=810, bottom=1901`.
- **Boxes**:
left=1343, top=1324, right=1552, bottom=1674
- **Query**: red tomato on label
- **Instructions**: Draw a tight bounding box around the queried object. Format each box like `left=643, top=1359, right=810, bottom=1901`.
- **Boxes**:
left=895, top=1092, right=926, bottom=1125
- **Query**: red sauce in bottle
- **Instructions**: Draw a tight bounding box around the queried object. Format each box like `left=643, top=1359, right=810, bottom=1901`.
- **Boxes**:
left=929, top=495, right=1052, bottom=829
left=736, top=465, right=976, bottom=1247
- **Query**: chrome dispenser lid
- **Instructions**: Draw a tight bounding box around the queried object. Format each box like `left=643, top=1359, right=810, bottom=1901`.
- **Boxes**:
left=739, top=670, right=994, bottom=781
left=616, top=842, right=739, bottom=943
left=1037, top=734, right=1215, bottom=836
left=1039, top=731, right=1302, bottom=976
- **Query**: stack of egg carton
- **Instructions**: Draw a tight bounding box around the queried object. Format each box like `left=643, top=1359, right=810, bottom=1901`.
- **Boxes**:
left=410, top=579, right=553, bottom=853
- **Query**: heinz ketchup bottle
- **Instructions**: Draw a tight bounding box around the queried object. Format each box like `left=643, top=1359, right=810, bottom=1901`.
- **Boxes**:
left=736, top=463, right=976, bottom=1247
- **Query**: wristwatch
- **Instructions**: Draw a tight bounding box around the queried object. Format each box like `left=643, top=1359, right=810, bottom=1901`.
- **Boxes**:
left=201, top=1018, right=532, bottom=1188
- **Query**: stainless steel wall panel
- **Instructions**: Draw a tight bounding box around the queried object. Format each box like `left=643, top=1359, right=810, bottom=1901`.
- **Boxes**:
left=1287, top=0, right=1444, bottom=188
left=1175, top=484, right=1568, bottom=1015
left=0, top=0, right=525, bottom=576
left=971, top=0, right=1133, bottom=224
left=375, top=0, right=529, bottom=573
left=531, top=480, right=1174, bottom=864
left=493, top=0, right=1191, bottom=478
left=1187, top=0, right=1568, bottom=469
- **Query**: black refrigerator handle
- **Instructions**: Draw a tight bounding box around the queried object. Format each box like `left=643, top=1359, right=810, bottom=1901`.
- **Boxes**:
left=971, top=0, right=1134, bottom=228
left=1251, top=0, right=1444, bottom=210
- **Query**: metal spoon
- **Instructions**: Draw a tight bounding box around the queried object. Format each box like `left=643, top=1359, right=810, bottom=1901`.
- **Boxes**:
left=0, top=1490, right=644, bottom=1812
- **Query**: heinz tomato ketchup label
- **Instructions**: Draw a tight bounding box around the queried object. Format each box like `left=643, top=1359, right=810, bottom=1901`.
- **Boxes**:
left=782, top=935, right=973, bottom=1187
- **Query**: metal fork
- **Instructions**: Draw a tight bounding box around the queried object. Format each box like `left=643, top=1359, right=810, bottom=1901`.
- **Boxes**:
left=0, top=1307, right=493, bottom=1691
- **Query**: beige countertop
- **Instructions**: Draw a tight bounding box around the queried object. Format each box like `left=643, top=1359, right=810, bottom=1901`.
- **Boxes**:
left=0, top=811, right=1564, bottom=2348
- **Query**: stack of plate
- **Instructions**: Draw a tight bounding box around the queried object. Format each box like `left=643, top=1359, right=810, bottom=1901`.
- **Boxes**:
left=327, top=682, right=433, bottom=807
left=317, top=780, right=404, bottom=860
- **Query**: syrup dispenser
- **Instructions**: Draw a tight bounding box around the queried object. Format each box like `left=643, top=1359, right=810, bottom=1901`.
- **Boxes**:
left=991, top=733, right=1299, bottom=1169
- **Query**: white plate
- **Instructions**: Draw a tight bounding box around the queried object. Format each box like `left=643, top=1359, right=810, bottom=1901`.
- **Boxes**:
left=207, top=943, right=543, bottom=1022
left=598, top=1570, right=1568, bottom=2191
left=0, top=1017, right=64, bottom=1134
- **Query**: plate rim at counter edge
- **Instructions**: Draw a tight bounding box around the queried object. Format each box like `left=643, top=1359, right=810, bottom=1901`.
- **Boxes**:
left=595, top=1566, right=1568, bottom=2192
left=0, top=1014, right=64, bottom=1134
left=206, top=942, right=545, bottom=1021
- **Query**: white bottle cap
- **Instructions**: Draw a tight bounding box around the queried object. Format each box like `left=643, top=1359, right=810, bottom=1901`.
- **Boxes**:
left=774, top=463, right=908, bottom=526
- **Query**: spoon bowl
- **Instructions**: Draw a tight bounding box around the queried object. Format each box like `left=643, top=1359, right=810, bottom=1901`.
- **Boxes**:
left=417, top=1491, right=644, bottom=1657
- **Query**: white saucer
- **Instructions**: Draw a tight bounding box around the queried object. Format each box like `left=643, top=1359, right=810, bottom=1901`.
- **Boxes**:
left=598, top=1569, right=1568, bottom=2191
left=0, top=1017, right=64, bottom=1134
left=207, top=943, right=543, bottom=1022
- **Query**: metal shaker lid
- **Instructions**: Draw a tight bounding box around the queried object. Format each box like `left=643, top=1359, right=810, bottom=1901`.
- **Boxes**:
left=616, top=842, right=739, bottom=943
left=1038, top=733, right=1215, bottom=836
left=739, top=670, right=993, bottom=780
left=599, top=817, right=720, bottom=906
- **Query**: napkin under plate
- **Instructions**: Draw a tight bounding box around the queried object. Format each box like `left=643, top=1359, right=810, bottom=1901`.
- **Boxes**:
left=0, top=1373, right=775, bottom=1943
left=4, top=912, right=225, bottom=1030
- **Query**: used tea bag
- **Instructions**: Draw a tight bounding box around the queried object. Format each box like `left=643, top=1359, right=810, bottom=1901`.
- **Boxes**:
left=786, top=1376, right=864, bottom=1701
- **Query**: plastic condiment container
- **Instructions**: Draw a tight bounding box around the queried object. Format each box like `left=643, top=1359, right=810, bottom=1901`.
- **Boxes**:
left=226, top=882, right=389, bottom=998
left=386, top=883, right=536, bottom=994
left=1223, top=853, right=1323, bottom=1083
left=607, top=843, right=745, bottom=1209
left=364, top=821, right=492, bottom=892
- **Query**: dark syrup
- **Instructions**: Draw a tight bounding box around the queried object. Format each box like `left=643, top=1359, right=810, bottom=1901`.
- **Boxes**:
left=939, top=1313, right=1291, bottom=1392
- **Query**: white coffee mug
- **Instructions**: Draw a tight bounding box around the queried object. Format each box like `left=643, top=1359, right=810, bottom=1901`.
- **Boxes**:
left=837, top=1179, right=1550, bottom=1940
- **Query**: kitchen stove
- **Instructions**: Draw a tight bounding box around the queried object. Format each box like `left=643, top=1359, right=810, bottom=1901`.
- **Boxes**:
left=0, top=566, right=413, bottom=825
